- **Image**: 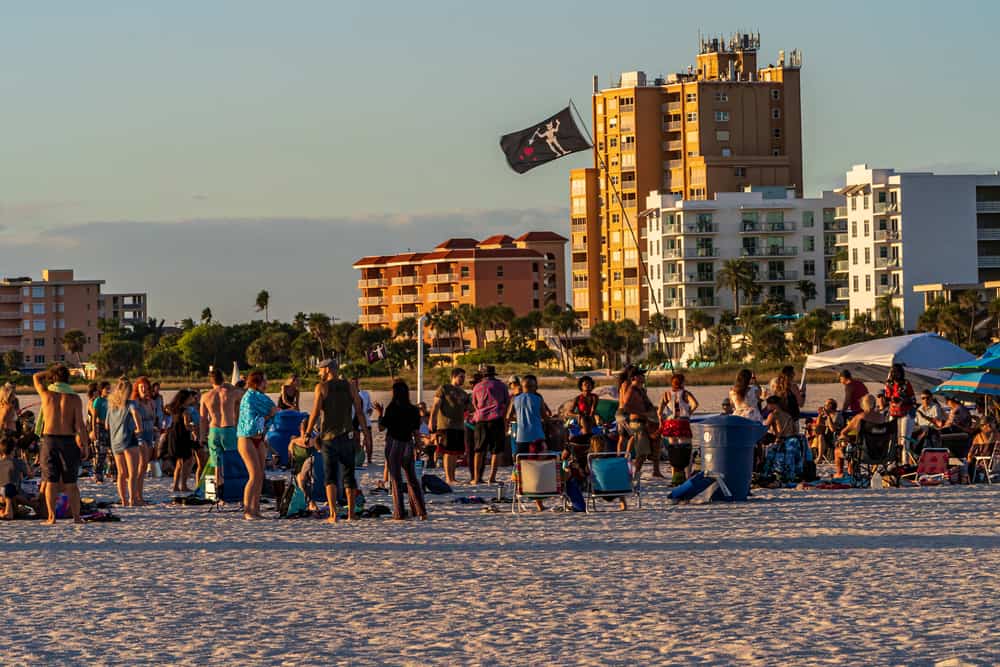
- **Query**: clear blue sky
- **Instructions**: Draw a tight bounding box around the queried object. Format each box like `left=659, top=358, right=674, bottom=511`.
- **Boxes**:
left=1, top=0, right=997, bottom=323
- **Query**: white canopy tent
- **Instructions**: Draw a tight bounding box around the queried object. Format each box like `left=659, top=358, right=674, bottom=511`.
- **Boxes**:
left=803, top=333, right=974, bottom=392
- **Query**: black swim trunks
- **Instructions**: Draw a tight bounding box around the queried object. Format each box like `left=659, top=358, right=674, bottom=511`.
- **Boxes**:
left=40, top=434, right=81, bottom=484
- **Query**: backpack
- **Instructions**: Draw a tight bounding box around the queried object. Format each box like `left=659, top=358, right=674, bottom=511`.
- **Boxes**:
left=421, top=473, right=452, bottom=495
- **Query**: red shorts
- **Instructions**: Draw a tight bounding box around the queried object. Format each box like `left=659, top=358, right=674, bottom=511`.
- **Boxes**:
left=661, top=419, right=692, bottom=439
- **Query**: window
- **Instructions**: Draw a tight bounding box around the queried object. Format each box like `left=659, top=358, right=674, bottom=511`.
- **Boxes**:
left=863, top=195, right=869, bottom=209
left=621, top=135, right=635, bottom=150
left=496, top=283, right=504, bottom=296
left=56, top=319, right=65, bottom=329
left=803, top=260, right=815, bottom=276
left=32, top=286, right=44, bottom=298
left=864, top=248, right=870, bottom=264
left=685, top=92, right=696, bottom=103
left=851, top=221, right=858, bottom=238
left=33, top=320, right=45, bottom=332
left=772, top=128, right=781, bottom=138
left=716, top=130, right=729, bottom=141
left=771, top=108, right=781, bottom=120
left=714, top=91, right=728, bottom=102
left=55, top=286, right=64, bottom=296
left=772, top=149, right=781, bottom=156
left=461, top=284, right=470, bottom=296
left=804, top=236, right=815, bottom=252
left=460, top=266, right=470, bottom=278
left=770, top=89, right=780, bottom=100
left=22, top=303, right=29, bottom=313
left=33, top=338, right=44, bottom=347
left=685, top=112, right=697, bottom=123
left=621, top=153, right=635, bottom=168
left=496, top=265, right=504, bottom=277
left=714, top=111, right=729, bottom=122
left=853, top=276, right=859, bottom=293
left=608, top=137, right=617, bottom=148
left=21, top=287, right=28, bottom=297
left=863, top=220, right=870, bottom=236
left=571, top=179, right=586, bottom=195
left=803, top=211, right=814, bottom=228
left=22, top=320, right=30, bottom=331
left=721, top=148, right=732, bottom=157
left=852, top=248, right=858, bottom=265
left=608, top=116, right=617, bottom=128
left=55, top=303, right=64, bottom=313
left=865, top=275, right=872, bottom=292
left=34, top=355, right=45, bottom=364
left=734, top=167, right=746, bottom=177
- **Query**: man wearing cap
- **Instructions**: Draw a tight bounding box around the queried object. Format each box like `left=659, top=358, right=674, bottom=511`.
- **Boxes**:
left=305, top=359, right=371, bottom=522
left=470, top=364, right=510, bottom=484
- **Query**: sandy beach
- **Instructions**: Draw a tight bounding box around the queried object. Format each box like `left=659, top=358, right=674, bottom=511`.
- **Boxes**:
left=2, top=381, right=998, bottom=665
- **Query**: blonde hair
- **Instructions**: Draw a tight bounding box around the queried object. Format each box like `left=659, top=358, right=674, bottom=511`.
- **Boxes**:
left=860, top=394, right=877, bottom=413
left=0, top=383, right=15, bottom=407
left=109, top=377, right=132, bottom=411
left=772, top=374, right=789, bottom=397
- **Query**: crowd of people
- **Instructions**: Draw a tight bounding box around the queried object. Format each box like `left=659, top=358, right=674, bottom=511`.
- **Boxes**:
left=1, top=357, right=997, bottom=525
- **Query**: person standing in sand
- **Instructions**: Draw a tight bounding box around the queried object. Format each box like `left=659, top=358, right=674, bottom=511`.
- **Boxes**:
left=305, top=359, right=371, bottom=523
left=33, top=365, right=89, bottom=524
left=199, top=368, right=244, bottom=484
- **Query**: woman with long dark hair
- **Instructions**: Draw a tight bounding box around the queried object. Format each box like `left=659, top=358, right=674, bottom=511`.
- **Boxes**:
left=730, top=369, right=763, bottom=422
left=165, top=389, right=198, bottom=493
left=237, top=371, right=277, bottom=519
left=374, top=380, right=427, bottom=520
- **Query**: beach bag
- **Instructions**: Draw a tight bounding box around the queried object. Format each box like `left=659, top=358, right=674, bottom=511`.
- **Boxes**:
left=282, top=485, right=307, bottom=517
left=565, top=477, right=586, bottom=512
left=421, top=473, right=452, bottom=495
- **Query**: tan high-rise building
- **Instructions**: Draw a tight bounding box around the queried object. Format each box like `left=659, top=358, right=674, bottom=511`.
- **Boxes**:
left=571, top=33, right=804, bottom=325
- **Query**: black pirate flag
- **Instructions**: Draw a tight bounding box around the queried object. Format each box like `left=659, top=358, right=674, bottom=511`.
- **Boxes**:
left=500, top=107, right=590, bottom=173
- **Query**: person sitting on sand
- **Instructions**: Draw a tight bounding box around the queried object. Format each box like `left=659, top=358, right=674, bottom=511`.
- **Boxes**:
left=0, top=436, right=35, bottom=519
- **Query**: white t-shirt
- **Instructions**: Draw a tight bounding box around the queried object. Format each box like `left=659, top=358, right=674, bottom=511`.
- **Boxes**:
left=351, top=389, right=373, bottom=427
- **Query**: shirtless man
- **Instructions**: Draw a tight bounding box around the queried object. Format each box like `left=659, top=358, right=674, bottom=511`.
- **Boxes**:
left=305, top=359, right=371, bottom=523
left=199, top=368, right=244, bottom=481
left=33, top=365, right=89, bottom=524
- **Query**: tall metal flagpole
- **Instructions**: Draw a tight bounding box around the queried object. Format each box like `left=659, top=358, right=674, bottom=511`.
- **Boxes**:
left=568, top=99, right=672, bottom=369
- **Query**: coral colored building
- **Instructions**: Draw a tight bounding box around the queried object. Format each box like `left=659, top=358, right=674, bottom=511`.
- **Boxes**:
left=354, top=232, right=567, bottom=350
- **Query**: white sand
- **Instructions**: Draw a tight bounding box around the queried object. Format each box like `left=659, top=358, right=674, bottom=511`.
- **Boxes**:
left=3, top=382, right=999, bottom=665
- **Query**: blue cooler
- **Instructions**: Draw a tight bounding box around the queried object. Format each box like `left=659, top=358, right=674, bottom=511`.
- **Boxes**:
left=692, top=415, right=766, bottom=501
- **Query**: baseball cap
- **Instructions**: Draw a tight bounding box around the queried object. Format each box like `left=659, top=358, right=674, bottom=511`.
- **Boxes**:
left=317, top=359, right=338, bottom=370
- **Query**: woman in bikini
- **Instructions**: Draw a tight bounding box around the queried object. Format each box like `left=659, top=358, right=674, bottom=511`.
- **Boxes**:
left=237, top=371, right=278, bottom=519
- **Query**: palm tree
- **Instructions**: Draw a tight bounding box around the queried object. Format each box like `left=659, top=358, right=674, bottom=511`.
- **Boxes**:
left=647, top=312, right=671, bottom=352
left=705, top=323, right=731, bottom=363
left=306, top=312, right=332, bottom=358
left=255, top=290, right=270, bottom=322
left=394, top=316, right=418, bottom=340
left=988, top=297, right=1000, bottom=340
left=795, top=279, right=817, bottom=312
left=587, top=320, right=624, bottom=370
left=617, top=319, right=644, bottom=365
left=455, top=303, right=486, bottom=349
left=62, top=329, right=87, bottom=366
left=716, top=258, right=754, bottom=317
left=548, top=307, right=581, bottom=371
left=957, top=290, right=982, bottom=344
left=293, top=312, right=307, bottom=330
left=200, top=307, right=212, bottom=324
left=875, top=293, right=901, bottom=336
left=686, top=310, right=714, bottom=359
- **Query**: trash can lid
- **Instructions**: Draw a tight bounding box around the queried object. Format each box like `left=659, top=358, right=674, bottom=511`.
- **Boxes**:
left=694, top=414, right=765, bottom=427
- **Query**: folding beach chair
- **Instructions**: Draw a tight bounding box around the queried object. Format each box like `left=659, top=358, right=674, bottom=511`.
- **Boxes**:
left=852, top=419, right=896, bottom=487
left=206, top=449, right=250, bottom=511
left=899, top=448, right=950, bottom=486
left=973, top=442, right=1000, bottom=484
left=587, top=452, right=639, bottom=512
left=512, top=453, right=562, bottom=514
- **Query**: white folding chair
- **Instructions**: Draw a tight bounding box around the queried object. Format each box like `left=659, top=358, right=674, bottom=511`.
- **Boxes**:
left=974, top=442, right=1000, bottom=484
left=513, top=453, right=561, bottom=514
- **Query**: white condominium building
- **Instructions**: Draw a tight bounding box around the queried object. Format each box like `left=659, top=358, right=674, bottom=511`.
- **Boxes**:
left=645, top=186, right=843, bottom=362
left=836, top=164, right=1000, bottom=330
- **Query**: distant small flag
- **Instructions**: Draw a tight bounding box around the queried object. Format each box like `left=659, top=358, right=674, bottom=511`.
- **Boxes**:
left=500, top=106, right=590, bottom=174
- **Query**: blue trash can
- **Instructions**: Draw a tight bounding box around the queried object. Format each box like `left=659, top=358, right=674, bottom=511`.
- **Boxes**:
left=692, top=415, right=766, bottom=501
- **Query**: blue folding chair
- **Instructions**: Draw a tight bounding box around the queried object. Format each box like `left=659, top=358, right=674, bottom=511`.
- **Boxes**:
left=207, top=449, right=249, bottom=511
left=587, top=452, right=640, bottom=512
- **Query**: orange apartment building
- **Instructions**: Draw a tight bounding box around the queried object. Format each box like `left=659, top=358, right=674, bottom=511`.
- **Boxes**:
left=0, top=269, right=148, bottom=370
left=354, top=232, right=567, bottom=350
left=571, top=32, right=804, bottom=325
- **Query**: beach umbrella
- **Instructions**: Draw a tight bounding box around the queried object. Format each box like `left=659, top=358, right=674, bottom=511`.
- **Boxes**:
left=941, top=355, right=1000, bottom=373
left=931, top=371, right=1000, bottom=398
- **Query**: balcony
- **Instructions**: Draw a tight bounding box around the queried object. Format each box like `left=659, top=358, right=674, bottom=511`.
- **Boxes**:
left=761, top=270, right=800, bottom=282
left=741, top=222, right=796, bottom=233
left=623, top=277, right=640, bottom=287
left=875, top=284, right=898, bottom=296
left=0, top=295, right=19, bottom=303
left=874, top=230, right=901, bottom=242
left=835, top=206, right=848, bottom=218
left=978, top=256, right=1000, bottom=269
left=835, top=260, right=849, bottom=273
left=391, top=294, right=421, bottom=305
left=359, top=314, right=388, bottom=325
left=835, top=233, right=849, bottom=245
left=662, top=298, right=682, bottom=308
left=427, top=273, right=456, bottom=284
left=572, top=261, right=589, bottom=272
left=687, top=297, right=717, bottom=308
left=667, top=159, right=683, bottom=169
left=663, top=274, right=684, bottom=284
left=664, top=140, right=683, bottom=151
left=836, top=287, right=850, bottom=300
left=571, top=218, right=587, bottom=229
left=684, top=224, right=719, bottom=234
left=874, top=201, right=899, bottom=215
left=621, top=179, right=637, bottom=191
left=664, top=248, right=719, bottom=259
left=428, top=292, right=455, bottom=303
left=874, top=256, right=900, bottom=269
left=665, top=101, right=682, bottom=112
left=0, top=328, right=20, bottom=336
left=357, top=278, right=389, bottom=289
left=977, top=201, right=1000, bottom=213
left=741, top=246, right=797, bottom=257
left=358, top=296, right=387, bottom=307
left=663, top=121, right=682, bottom=131
left=391, top=276, right=420, bottom=287
left=0, top=312, right=20, bottom=320
left=823, top=221, right=847, bottom=232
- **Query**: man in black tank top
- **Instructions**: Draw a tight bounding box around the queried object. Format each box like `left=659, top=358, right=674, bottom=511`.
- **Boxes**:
left=305, top=359, right=371, bottom=523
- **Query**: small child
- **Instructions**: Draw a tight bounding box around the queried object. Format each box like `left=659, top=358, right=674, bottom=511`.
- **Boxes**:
left=0, top=437, right=32, bottom=519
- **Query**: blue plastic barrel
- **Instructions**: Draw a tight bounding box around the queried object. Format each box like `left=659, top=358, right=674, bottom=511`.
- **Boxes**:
left=692, top=415, right=766, bottom=501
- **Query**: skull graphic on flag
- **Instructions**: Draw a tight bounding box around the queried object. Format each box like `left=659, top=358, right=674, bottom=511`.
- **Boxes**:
left=500, top=107, right=591, bottom=174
